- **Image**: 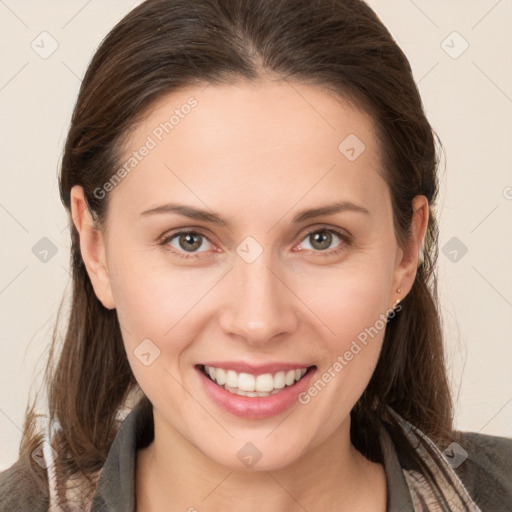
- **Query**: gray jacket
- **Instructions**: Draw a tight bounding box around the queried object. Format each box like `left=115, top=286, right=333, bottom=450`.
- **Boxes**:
left=1, top=400, right=511, bottom=511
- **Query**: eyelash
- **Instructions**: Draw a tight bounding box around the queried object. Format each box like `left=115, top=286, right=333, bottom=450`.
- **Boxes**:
left=158, top=226, right=351, bottom=260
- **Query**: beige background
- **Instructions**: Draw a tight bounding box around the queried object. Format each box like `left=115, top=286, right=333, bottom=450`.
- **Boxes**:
left=1, top=0, right=511, bottom=470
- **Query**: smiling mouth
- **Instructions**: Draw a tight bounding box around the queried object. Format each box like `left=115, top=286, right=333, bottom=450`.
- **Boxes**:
left=198, top=364, right=316, bottom=397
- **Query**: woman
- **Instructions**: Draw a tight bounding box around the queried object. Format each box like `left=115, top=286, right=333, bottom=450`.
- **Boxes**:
left=1, top=0, right=510, bottom=510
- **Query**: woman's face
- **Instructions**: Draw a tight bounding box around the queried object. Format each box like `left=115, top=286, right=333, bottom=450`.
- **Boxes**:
left=74, top=80, right=424, bottom=470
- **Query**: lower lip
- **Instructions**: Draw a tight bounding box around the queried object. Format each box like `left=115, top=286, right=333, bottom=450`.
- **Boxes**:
left=196, top=366, right=317, bottom=419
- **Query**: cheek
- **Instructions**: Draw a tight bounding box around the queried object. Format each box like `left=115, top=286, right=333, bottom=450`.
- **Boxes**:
left=292, top=257, right=393, bottom=407
left=294, top=256, right=393, bottom=344
left=108, top=252, right=221, bottom=368
left=109, top=246, right=203, bottom=330
left=109, top=260, right=208, bottom=412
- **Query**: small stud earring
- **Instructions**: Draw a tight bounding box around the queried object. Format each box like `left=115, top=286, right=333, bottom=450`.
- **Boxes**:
left=394, top=287, right=402, bottom=307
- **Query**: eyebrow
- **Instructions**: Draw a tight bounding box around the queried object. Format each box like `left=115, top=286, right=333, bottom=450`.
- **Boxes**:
left=139, top=200, right=370, bottom=226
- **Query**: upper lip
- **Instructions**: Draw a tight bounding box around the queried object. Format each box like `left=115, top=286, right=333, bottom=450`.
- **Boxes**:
left=198, top=361, right=314, bottom=376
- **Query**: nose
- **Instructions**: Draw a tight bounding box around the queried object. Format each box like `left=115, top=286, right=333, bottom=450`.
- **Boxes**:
left=218, top=252, right=299, bottom=347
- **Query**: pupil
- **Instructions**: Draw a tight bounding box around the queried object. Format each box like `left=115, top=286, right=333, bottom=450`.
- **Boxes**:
left=312, top=231, right=331, bottom=250
left=180, top=233, right=201, bottom=251
left=178, top=232, right=332, bottom=253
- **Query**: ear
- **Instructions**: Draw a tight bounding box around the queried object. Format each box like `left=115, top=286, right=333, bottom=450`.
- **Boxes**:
left=391, top=195, right=429, bottom=304
left=70, top=185, right=116, bottom=309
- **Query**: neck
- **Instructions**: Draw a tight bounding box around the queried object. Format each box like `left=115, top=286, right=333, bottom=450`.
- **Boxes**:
left=136, top=410, right=387, bottom=512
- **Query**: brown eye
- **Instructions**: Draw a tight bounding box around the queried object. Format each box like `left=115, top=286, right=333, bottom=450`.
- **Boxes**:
left=177, top=232, right=203, bottom=252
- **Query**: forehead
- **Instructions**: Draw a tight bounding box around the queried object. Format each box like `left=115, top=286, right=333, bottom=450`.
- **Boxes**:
left=109, top=81, right=388, bottom=222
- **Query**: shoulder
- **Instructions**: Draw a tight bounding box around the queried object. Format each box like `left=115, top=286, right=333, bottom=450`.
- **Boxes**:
left=451, top=430, right=512, bottom=510
left=0, top=458, right=48, bottom=512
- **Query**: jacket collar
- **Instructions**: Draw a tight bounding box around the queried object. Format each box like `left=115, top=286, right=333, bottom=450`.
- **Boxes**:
left=91, top=399, right=415, bottom=511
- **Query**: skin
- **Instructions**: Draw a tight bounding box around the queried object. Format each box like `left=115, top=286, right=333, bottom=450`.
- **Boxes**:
left=70, top=80, right=428, bottom=511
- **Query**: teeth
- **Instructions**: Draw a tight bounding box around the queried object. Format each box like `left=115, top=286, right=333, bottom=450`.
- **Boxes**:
left=226, top=370, right=238, bottom=388
left=274, top=371, right=285, bottom=389
left=238, top=373, right=255, bottom=392
left=285, top=370, right=296, bottom=386
left=203, top=365, right=308, bottom=395
left=224, top=385, right=285, bottom=397
left=255, top=373, right=274, bottom=392
left=215, top=368, right=226, bottom=385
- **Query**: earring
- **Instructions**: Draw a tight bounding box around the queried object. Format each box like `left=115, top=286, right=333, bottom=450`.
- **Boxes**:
left=395, top=288, right=401, bottom=307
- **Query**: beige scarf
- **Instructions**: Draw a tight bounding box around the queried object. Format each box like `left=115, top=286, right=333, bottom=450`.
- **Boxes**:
left=390, top=409, right=482, bottom=511
left=44, top=409, right=482, bottom=511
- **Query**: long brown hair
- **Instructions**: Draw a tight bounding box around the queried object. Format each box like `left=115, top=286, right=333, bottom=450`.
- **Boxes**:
left=15, top=0, right=451, bottom=506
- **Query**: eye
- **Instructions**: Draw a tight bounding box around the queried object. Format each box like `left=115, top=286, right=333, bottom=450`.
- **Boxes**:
left=160, top=230, right=214, bottom=259
left=159, top=226, right=351, bottom=260
left=296, top=227, right=350, bottom=256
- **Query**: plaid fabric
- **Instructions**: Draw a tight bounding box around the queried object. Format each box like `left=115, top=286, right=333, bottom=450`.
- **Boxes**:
left=390, top=409, right=482, bottom=512
left=42, top=406, right=490, bottom=511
